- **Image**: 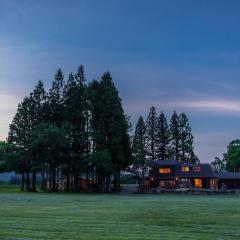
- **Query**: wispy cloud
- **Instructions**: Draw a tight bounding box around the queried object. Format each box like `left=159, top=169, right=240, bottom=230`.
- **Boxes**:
left=177, top=100, right=240, bottom=113
left=124, top=98, right=240, bottom=115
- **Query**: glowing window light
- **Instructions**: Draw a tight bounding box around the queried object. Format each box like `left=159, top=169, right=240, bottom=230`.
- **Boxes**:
left=159, top=168, right=171, bottom=174
left=181, top=166, right=189, bottom=172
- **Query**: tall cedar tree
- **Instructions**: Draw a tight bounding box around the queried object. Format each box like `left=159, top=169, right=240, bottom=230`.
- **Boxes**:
left=156, top=112, right=170, bottom=160
left=8, top=96, right=34, bottom=191
left=30, top=123, right=67, bottom=191
left=145, top=106, right=158, bottom=161
left=62, top=72, right=77, bottom=191
left=169, top=111, right=180, bottom=161
left=90, top=72, right=131, bottom=192
left=30, top=81, right=46, bottom=191
left=63, top=65, right=89, bottom=191
left=74, top=65, right=90, bottom=188
left=89, top=79, right=110, bottom=192
left=48, top=69, right=65, bottom=127
left=131, top=116, right=148, bottom=191
left=8, top=81, right=46, bottom=191
left=47, top=69, right=65, bottom=190
left=179, top=113, right=194, bottom=163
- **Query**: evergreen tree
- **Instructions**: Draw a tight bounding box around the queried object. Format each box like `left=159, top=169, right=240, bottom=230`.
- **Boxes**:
left=101, top=72, right=131, bottom=192
left=48, top=69, right=65, bottom=127
left=169, top=111, right=180, bottom=161
left=62, top=72, right=77, bottom=191
left=179, top=113, right=192, bottom=163
left=45, top=69, right=65, bottom=190
left=31, top=81, right=46, bottom=191
left=156, top=112, right=170, bottom=160
left=30, top=123, right=67, bottom=191
left=8, top=96, right=34, bottom=191
left=75, top=64, right=86, bottom=85
left=145, top=106, right=158, bottom=161
left=211, top=157, right=226, bottom=172
left=63, top=67, right=88, bottom=191
left=90, top=72, right=131, bottom=192
left=32, top=81, right=46, bottom=124
left=179, top=113, right=198, bottom=163
left=131, top=116, right=147, bottom=191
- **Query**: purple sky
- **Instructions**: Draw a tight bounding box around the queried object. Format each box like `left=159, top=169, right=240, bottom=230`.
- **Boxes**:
left=1, top=1, right=240, bottom=162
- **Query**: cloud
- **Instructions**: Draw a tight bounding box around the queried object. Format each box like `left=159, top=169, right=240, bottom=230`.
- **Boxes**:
left=0, top=94, right=20, bottom=140
left=177, top=100, right=240, bottom=113
left=124, top=98, right=240, bottom=116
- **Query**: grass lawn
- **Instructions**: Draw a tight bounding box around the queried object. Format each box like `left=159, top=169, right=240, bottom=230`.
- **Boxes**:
left=0, top=189, right=240, bottom=239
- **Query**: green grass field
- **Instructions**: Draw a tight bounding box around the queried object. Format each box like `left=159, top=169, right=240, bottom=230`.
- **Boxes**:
left=0, top=188, right=240, bottom=239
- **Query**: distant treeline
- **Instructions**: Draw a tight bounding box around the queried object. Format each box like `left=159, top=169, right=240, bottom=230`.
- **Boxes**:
left=211, top=139, right=240, bottom=173
left=129, top=107, right=198, bottom=190
left=0, top=65, right=198, bottom=192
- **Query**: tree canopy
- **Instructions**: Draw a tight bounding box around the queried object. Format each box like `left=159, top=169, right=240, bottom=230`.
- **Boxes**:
left=7, top=66, right=131, bottom=192
left=5, top=66, right=198, bottom=192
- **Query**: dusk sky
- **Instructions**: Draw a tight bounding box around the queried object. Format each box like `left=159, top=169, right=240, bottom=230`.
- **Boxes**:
left=1, top=1, right=240, bottom=162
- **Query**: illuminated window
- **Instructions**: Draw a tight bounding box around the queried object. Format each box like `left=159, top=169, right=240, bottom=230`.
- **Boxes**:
left=159, top=168, right=171, bottom=174
left=181, top=166, right=189, bottom=172
left=193, top=166, right=201, bottom=172
left=194, top=178, right=202, bottom=188
left=159, top=180, right=175, bottom=188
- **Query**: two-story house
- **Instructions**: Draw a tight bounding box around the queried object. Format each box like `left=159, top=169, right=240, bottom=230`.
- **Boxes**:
left=149, top=160, right=240, bottom=190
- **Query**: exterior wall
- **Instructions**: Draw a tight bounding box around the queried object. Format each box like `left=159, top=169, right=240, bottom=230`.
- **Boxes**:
left=149, top=161, right=240, bottom=190
left=218, top=179, right=240, bottom=189
left=150, top=177, right=216, bottom=189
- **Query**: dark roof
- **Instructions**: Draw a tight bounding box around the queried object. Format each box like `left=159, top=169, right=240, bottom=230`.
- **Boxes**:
left=150, top=160, right=178, bottom=167
left=150, top=161, right=215, bottom=178
left=176, top=164, right=215, bottom=178
left=214, top=172, right=240, bottom=180
left=150, top=160, right=240, bottom=180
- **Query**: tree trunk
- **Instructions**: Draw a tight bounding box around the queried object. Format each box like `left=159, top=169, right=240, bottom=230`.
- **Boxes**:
left=52, top=167, right=56, bottom=191
left=26, top=172, right=30, bottom=192
left=105, top=175, right=111, bottom=192
left=92, top=168, right=95, bottom=192
left=113, top=173, right=117, bottom=192
left=99, top=174, right=104, bottom=193
left=31, top=170, right=37, bottom=192
left=74, top=174, right=79, bottom=192
left=41, top=168, right=45, bottom=190
left=96, top=172, right=100, bottom=192
left=70, top=175, right=74, bottom=191
left=114, top=171, right=121, bottom=192
left=48, top=167, right=51, bottom=191
left=86, top=166, right=89, bottom=192
left=21, top=173, right=25, bottom=191
left=66, top=171, right=70, bottom=192
left=140, top=172, right=145, bottom=193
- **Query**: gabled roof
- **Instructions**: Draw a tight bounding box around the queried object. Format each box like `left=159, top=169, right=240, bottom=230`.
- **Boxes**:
left=176, top=164, right=215, bottom=178
left=150, top=160, right=215, bottom=178
left=150, top=160, right=240, bottom=180
left=214, top=172, right=240, bottom=180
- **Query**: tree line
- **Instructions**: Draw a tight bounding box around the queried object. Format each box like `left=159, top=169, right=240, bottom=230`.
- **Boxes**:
left=2, top=66, right=130, bottom=192
left=211, top=139, right=240, bottom=173
left=0, top=65, right=198, bottom=192
left=130, top=107, right=198, bottom=190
